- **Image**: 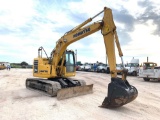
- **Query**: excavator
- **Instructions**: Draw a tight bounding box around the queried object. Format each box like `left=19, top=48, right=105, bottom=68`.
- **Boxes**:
left=26, top=7, right=138, bottom=108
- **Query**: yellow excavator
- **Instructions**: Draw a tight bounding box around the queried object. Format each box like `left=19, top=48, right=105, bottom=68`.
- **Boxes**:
left=26, top=7, right=138, bottom=108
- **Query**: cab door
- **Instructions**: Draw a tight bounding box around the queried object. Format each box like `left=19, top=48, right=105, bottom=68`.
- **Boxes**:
left=65, top=51, right=75, bottom=73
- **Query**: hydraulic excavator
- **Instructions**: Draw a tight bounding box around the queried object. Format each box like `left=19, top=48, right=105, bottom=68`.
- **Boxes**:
left=26, top=7, right=138, bottom=108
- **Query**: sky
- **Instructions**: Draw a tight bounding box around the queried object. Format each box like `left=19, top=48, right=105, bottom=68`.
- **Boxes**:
left=0, top=0, right=160, bottom=65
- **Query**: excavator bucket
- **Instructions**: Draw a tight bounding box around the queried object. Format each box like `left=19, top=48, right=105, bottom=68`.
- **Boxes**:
left=57, top=84, right=93, bottom=100
left=100, top=78, right=138, bottom=108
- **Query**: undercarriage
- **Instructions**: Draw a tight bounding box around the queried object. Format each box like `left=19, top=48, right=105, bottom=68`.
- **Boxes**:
left=26, top=78, right=93, bottom=99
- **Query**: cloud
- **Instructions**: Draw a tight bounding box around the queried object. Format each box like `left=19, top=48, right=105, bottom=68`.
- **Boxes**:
left=122, top=19, right=160, bottom=64
left=137, top=0, right=160, bottom=36
left=0, top=0, right=160, bottom=66
left=0, top=0, right=36, bottom=27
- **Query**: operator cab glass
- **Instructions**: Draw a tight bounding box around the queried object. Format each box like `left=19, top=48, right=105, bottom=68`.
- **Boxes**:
left=126, top=63, right=139, bottom=67
left=143, top=63, right=157, bottom=70
left=65, top=51, right=75, bottom=72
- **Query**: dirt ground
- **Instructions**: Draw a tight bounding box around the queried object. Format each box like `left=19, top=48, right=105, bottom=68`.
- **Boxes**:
left=0, top=69, right=160, bottom=120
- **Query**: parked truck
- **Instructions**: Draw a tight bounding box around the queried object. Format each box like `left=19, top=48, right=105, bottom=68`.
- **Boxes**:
left=97, top=63, right=108, bottom=73
left=125, top=59, right=139, bottom=76
left=139, top=62, right=160, bottom=81
left=0, top=64, right=6, bottom=70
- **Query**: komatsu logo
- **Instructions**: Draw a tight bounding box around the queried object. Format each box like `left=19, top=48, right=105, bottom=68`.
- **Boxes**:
left=73, top=28, right=90, bottom=38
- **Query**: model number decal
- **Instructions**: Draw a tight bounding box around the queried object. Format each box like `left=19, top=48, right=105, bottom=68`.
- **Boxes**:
left=39, top=70, right=48, bottom=72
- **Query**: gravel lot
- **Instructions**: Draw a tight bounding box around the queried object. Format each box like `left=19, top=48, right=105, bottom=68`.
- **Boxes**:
left=0, top=69, right=160, bottom=120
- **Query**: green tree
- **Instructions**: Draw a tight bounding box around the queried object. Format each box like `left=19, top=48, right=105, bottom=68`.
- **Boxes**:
left=21, top=61, right=28, bottom=68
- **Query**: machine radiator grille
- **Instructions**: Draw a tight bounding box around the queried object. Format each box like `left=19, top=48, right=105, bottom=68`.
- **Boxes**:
left=34, top=60, right=38, bottom=73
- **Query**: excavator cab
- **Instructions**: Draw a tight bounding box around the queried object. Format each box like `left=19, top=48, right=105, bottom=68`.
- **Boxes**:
left=57, top=50, right=76, bottom=77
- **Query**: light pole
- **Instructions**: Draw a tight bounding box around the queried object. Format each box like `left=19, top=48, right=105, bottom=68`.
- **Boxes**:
left=106, top=55, right=108, bottom=65
left=75, top=49, right=77, bottom=63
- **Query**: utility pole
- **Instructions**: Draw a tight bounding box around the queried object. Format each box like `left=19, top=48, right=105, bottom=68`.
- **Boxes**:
left=106, top=55, right=108, bottom=65
left=75, top=49, right=77, bottom=63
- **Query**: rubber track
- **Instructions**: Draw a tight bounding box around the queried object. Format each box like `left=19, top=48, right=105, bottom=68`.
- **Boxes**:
left=26, top=78, right=61, bottom=97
